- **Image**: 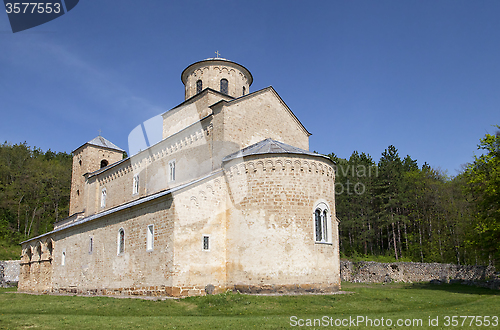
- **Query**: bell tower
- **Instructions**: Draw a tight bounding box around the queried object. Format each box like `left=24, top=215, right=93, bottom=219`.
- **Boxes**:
left=69, top=136, right=125, bottom=215
left=181, top=57, right=253, bottom=100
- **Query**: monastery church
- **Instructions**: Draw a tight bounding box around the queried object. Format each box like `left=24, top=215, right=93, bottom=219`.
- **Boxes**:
left=19, top=58, right=340, bottom=297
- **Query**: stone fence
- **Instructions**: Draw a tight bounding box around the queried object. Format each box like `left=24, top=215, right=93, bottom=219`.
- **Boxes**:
left=341, top=260, right=499, bottom=289
left=0, top=260, right=20, bottom=288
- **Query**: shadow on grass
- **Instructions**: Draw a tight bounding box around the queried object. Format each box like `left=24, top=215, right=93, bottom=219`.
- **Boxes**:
left=405, top=282, right=500, bottom=296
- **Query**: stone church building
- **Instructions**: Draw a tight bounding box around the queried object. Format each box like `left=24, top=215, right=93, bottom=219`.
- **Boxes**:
left=19, top=58, right=340, bottom=297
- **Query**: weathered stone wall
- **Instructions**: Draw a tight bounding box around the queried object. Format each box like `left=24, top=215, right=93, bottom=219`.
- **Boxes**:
left=70, top=145, right=124, bottom=215
left=212, top=88, right=310, bottom=157
left=19, top=238, right=53, bottom=292
left=341, top=261, right=496, bottom=284
left=0, top=260, right=20, bottom=287
left=182, top=60, right=252, bottom=100
left=223, top=154, right=340, bottom=293
left=84, top=117, right=214, bottom=217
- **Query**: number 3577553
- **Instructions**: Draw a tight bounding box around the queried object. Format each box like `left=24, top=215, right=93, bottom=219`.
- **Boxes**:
left=5, top=3, right=61, bottom=14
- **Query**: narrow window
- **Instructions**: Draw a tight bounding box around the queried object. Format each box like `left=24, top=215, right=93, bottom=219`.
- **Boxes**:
left=314, top=202, right=330, bottom=243
left=132, top=174, right=139, bottom=195
left=169, top=160, right=176, bottom=182
left=315, top=209, right=322, bottom=241
left=101, top=188, right=107, bottom=208
left=118, top=228, right=125, bottom=255
left=61, top=250, right=66, bottom=266
left=146, top=225, right=154, bottom=251
left=47, top=240, right=53, bottom=257
left=100, top=159, right=108, bottom=168
left=196, top=80, right=203, bottom=94
left=26, top=247, right=32, bottom=262
left=202, top=235, right=210, bottom=251
left=89, top=237, right=93, bottom=254
left=36, top=243, right=42, bottom=260
left=220, top=79, right=228, bottom=95
left=322, top=210, right=328, bottom=241
left=242, top=86, right=246, bottom=96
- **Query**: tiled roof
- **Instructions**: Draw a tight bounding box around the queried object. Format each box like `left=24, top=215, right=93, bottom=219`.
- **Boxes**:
left=86, top=136, right=125, bottom=152
left=222, top=138, right=330, bottom=162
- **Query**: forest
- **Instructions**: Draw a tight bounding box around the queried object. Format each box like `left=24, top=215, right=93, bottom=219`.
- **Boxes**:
left=330, top=125, right=500, bottom=266
left=0, top=142, right=72, bottom=259
left=0, top=126, right=498, bottom=265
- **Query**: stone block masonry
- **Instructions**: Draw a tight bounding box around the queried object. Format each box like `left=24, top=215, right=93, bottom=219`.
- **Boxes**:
left=341, top=260, right=499, bottom=289
left=0, top=260, right=20, bottom=287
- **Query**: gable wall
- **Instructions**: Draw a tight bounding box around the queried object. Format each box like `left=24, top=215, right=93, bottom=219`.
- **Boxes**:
left=162, top=91, right=231, bottom=140
left=215, top=90, right=309, bottom=157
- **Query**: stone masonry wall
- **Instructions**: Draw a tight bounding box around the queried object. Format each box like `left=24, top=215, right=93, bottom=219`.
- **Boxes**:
left=0, top=260, right=20, bottom=287
left=223, top=153, right=340, bottom=293
left=341, top=261, right=497, bottom=286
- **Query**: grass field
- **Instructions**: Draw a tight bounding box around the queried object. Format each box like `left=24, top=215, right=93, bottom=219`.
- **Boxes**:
left=0, top=282, right=498, bottom=329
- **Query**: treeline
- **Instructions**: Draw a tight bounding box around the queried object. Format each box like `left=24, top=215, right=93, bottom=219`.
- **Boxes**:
left=0, top=142, right=72, bottom=246
left=0, top=127, right=498, bottom=266
left=329, top=126, right=499, bottom=266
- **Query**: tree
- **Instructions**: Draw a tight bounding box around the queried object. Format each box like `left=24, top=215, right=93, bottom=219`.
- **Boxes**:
left=465, top=125, right=500, bottom=264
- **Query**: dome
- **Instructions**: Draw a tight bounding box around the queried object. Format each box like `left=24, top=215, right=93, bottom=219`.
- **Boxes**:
left=181, top=58, right=253, bottom=100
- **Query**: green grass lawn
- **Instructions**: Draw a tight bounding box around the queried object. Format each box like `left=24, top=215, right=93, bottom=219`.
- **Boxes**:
left=0, top=282, right=498, bottom=329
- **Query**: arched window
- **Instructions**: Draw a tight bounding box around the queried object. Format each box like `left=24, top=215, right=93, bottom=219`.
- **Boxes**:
left=36, top=242, right=42, bottom=260
left=47, top=239, right=53, bottom=258
left=118, top=228, right=125, bottom=255
left=26, top=246, right=32, bottom=262
left=132, top=174, right=139, bottom=195
left=220, top=79, right=228, bottom=95
left=168, top=160, right=176, bottom=182
left=196, top=80, right=203, bottom=94
left=242, top=86, right=246, bottom=96
left=314, top=202, right=330, bottom=243
left=100, top=159, right=108, bottom=168
left=101, top=188, right=107, bottom=208
left=89, top=237, right=93, bottom=254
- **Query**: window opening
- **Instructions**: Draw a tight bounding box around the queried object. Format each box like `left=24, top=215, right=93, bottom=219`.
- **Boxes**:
left=203, top=235, right=210, bottom=251
left=314, top=202, right=330, bottom=243
left=133, top=174, right=139, bottom=195
left=47, top=240, right=53, bottom=257
left=101, top=188, right=107, bottom=208
left=36, top=243, right=42, bottom=259
left=196, top=80, right=203, bottom=94
left=315, top=209, right=322, bottom=241
left=61, top=250, right=66, bottom=266
left=89, top=237, right=93, bottom=254
left=242, top=86, right=246, bottom=96
left=169, top=160, right=176, bottom=182
left=118, top=228, right=125, bottom=255
left=220, top=79, right=228, bottom=95
left=100, top=159, right=108, bottom=168
left=147, top=225, right=154, bottom=251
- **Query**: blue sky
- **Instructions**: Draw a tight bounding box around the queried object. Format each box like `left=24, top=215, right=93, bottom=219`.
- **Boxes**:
left=0, top=1, right=498, bottom=176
